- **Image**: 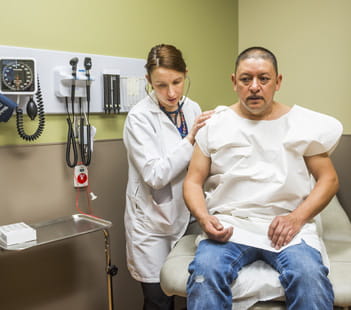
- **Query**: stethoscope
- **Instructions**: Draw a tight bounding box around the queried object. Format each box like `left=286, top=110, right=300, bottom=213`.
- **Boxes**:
left=159, top=99, right=185, bottom=124
left=65, top=57, right=92, bottom=168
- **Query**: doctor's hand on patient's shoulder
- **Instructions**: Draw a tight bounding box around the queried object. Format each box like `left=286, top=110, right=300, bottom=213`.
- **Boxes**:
left=186, top=110, right=214, bottom=145
left=199, top=214, right=233, bottom=243
left=268, top=213, right=304, bottom=250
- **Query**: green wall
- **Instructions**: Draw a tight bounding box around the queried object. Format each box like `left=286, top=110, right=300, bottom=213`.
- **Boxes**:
left=0, top=0, right=238, bottom=145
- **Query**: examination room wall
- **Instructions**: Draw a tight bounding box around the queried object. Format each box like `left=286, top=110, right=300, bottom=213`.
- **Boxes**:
left=0, top=0, right=238, bottom=309
left=0, top=0, right=237, bottom=145
left=238, top=0, right=350, bottom=133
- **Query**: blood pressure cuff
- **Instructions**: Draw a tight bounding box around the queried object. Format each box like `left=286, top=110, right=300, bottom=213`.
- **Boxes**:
left=0, top=94, right=17, bottom=122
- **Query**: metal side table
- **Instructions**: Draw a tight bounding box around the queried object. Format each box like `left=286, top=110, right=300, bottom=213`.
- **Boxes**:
left=0, top=214, right=117, bottom=310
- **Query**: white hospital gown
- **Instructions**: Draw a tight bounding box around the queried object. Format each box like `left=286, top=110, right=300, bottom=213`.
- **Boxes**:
left=196, top=104, right=343, bottom=254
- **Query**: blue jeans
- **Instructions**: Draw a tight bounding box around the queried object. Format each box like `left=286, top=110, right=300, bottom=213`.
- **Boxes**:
left=187, top=239, right=334, bottom=310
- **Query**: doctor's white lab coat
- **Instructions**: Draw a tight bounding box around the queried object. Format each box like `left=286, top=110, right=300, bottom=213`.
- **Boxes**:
left=123, top=94, right=201, bottom=282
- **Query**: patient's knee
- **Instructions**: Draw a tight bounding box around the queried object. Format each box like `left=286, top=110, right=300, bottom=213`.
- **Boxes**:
left=280, top=263, right=329, bottom=290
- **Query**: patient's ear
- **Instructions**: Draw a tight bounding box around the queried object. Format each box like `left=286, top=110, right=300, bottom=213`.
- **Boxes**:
left=275, top=74, right=283, bottom=91
left=231, top=73, right=238, bottom=91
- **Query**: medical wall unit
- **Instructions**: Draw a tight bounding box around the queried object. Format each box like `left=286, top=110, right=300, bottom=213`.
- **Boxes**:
left=0, top=45, right=146, bottom=184
left=0, top=45, right=146, bottom=115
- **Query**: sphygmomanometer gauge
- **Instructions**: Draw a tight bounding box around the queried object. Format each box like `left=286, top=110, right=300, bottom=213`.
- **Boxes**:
left=0, top=59, right=37, bottom=95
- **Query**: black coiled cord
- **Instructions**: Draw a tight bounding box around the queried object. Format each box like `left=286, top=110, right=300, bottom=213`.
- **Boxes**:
left=65, top=96, right=78, bottom=168
left=16, top=77, right=45, bottom=141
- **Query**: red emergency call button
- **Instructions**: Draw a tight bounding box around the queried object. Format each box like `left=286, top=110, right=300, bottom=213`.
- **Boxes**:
left=77, top=173, right=88, bottom=184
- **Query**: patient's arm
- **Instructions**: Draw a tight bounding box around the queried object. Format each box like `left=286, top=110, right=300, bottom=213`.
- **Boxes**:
left=268, top=152, right=339, bottom=250
left=183, top=144, right=233, bottom=242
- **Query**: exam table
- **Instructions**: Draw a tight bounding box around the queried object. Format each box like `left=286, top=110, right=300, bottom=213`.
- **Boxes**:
left=160, top=135, right=351, bottom=309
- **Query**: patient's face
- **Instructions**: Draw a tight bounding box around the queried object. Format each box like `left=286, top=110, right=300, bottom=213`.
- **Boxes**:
left=232, top=57, right=282, bottom=119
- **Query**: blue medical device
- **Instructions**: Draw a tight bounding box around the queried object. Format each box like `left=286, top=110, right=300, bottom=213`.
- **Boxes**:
left=0, top=93, right=17, bottom=122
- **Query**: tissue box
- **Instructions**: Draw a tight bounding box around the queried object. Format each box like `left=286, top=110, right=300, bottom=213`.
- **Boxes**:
left=0, top=222, right=37, bottom=245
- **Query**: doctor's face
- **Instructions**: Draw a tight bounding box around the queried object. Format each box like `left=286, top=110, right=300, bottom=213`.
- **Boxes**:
left=232, top=57, right=282, bottom=119
left=147, top=67, right=186, bottom=112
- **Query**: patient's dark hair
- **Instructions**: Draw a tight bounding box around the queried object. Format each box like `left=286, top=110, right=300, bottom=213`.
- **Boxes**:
left=145, top=44, right=187, bottom=76
left=235, top=47, right=278, bottom=75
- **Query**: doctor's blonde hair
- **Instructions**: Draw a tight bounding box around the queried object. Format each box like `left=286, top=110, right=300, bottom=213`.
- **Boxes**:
left=145, top=44, right=187, bottom=77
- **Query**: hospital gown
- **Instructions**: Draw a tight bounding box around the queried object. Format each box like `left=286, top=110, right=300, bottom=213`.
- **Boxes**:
left=195, top=104, right=343, bottom=308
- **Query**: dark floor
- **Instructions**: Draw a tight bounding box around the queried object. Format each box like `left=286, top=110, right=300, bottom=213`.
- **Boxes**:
left=175, top=298, right=350, bottom=310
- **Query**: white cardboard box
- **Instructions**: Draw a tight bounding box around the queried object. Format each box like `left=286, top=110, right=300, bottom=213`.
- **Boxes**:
left=0, top=222, right=37, bottom=245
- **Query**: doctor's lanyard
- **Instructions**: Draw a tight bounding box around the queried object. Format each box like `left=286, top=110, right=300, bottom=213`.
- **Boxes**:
left=160, top=102, right=188, bottom=138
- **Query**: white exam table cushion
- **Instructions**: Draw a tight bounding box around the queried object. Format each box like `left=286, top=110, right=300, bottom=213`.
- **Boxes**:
left=160, top=196, right=351, bottom=308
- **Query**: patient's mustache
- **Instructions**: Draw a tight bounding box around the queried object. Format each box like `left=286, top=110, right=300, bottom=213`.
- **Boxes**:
left=247, top=96, right=264, bottom=100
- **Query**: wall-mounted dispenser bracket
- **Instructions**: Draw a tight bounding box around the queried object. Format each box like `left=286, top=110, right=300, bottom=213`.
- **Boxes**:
left=54, top=66, right=95, bottom=98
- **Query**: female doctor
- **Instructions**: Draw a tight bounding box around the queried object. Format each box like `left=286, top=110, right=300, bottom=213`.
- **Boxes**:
left=123, top=44, right=212, bottom=310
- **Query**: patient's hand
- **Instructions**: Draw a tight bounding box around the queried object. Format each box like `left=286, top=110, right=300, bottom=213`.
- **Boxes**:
left=199, top=214, right=233, bottom=243
left=268, top=214, right=303, bottom=250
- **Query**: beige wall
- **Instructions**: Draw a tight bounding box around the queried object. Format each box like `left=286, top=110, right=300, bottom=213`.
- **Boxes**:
left=0, top=0, right=237, bottom=146
left=0, top=140, right=142, bottom=309
left=238, top=0, right=350, bottom=133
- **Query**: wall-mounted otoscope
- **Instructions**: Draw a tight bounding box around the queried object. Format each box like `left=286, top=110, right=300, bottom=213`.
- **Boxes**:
left=84, top=57, right=92, bottom=104
left=65, top=57, right=79, bottom=168
left=80, top=57, right=92, bottom=166
left=70, top=57, right=78, bottom=105
left=64, top=56, right=94, bottom=168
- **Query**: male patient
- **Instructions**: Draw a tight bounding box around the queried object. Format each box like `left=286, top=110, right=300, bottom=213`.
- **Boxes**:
left=183, top=46, right=342, bottom=310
